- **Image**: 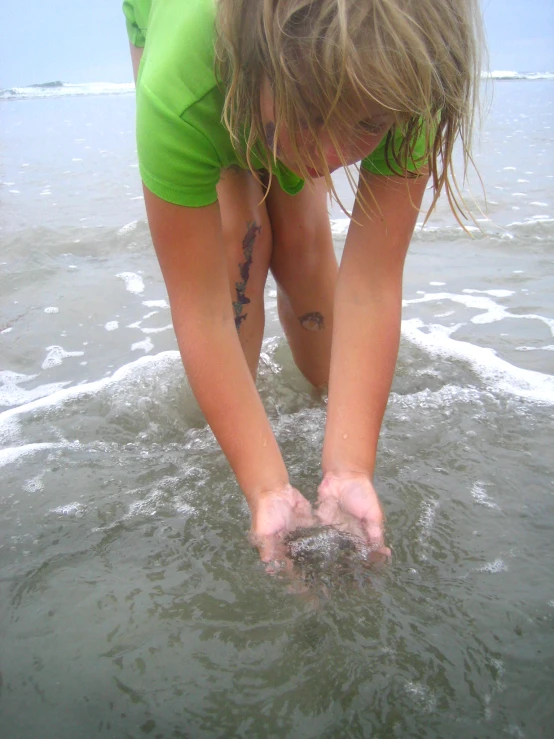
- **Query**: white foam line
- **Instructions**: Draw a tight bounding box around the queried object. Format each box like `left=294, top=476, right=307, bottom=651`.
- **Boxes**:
left=471, top=482, right=501, bottom=510
left=332, top=216, right=554, bottom=242
left=418, top=500, right=439, bottom=543
left=0, top=352, right=180, bottom=430
left=131, top=337, right=154, bottom=352
left=118, top=220, right=138, bottom=236
left=142, top=300, right=168, bottom=309
left=330, top=218, right=350, bottom=236
left=402, top=319, right=554, bottom=405
left=391, top=384, right=485, bottom=411
left=49, top=502, right=85, bottom=516
left=507, top=314, right=554, bottom=335
left=138, top=325, right=173, bottom=335
left=116, top=272, right=144, bottom=295
left=42, top=346, right=85, bottom=370
left=476, top=559, right=508, bottom=574
left=403, top=291, right=554, bottom=335
left=0, top=442, right=69, bottom=468
left=405, top=292, right=508, bottom=324
left=516, top=345, right=554, bottom=352
left=3, top=82, right=136, bottom=100
left=0, top=371, right=71, bottom=409
left=462, top=289, right=514, bottom=298
left=507, top=217, right=554, bottom=227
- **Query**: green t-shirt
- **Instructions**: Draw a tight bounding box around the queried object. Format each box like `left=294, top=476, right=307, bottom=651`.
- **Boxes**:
left=123, top=0, right=427, bottom=208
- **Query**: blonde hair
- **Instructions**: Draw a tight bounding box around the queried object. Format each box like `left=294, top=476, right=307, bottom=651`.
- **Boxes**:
left=215, top=0, right=484, bottom=221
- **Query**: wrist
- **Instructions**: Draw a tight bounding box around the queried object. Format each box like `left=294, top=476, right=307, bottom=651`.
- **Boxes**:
left=243, top=480, right=292, bottom=514
left=318, top=470, right=376, bottom=503
left=321, top=467, right=374, bottom=483
left=322, top=446, right=376, bottom=483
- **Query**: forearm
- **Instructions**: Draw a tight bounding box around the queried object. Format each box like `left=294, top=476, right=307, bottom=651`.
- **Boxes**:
left=143, top=190, right=288, bottom=507
left=322, top=283, right=401, bottom=479
left=173, top=308, right=288, bottom=504
left=322, top=172, right=428, bottom=480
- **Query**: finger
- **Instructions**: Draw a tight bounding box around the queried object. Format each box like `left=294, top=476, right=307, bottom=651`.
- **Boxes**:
left=356, top=552, right=391, bottom=572
left=252, top=531, right=292, bottom=570
left=360, top=546, right=392, bottom=568
left=359, top=520, right=391, bottom=566
left=257, top=541, right=297, bottom=578
left=252, top=533, right=280, bottom=563
left=365, top=520, right=385, bottom=548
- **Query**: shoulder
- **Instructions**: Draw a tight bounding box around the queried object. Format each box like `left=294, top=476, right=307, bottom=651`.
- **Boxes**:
left=139, top=0, right=219, bottom=115
left=134, top=0, right=242, bottom=206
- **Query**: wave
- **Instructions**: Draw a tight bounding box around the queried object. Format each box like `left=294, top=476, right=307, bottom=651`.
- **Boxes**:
left=0, top=81, right=135, bottom=101
left=482, top=71, right=554, bottom=81
left=2, top=69, right=553, bottom=101
left=402, top=318, right=554, bottom=406
left=29, top=80, right=64, bottom=88
left=330, top=216, right=554, bottom=242
left=2, top=308, right=553, bottom=445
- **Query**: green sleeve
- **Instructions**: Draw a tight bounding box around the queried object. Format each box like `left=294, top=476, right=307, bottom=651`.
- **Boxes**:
left=122, top=0, right=148, bottom=48
left=361, top=125, right=428, bottom=176
left=137, top=83, right=221, bottom=208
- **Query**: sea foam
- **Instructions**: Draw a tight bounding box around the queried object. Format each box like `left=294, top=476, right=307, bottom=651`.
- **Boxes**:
left=402, top=319, right=554, bottom=405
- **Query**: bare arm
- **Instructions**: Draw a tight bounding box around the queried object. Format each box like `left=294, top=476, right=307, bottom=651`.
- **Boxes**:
left=128, top=38, right=313, bottom=559
left=323, top=170, right=428, bottom=476
left=144, top=189, right=314, bottom=559
left=317, top=170, right=428, bottom=552
left=144, top=188, right=289, bottom=500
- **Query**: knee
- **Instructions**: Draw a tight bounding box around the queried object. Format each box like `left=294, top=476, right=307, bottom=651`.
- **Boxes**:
left=272, top=213, right=320, bottom=258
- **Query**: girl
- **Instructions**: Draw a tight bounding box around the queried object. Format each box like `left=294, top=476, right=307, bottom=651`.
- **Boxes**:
left=122, top=0, right=482, bottom=564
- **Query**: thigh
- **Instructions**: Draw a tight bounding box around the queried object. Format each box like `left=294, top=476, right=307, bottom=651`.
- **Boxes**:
left=266, top=176, right=330, bottom=235
left=266, top=177, right=337, bottom=314
left=265, top=177, right=338, bottom=387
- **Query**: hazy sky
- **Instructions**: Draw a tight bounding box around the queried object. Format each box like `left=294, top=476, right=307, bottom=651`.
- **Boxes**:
left=1, top=0, right=553, bottom=88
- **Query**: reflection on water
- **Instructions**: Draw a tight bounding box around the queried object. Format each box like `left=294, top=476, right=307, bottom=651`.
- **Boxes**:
left=1, top=342, right=553, bottom=738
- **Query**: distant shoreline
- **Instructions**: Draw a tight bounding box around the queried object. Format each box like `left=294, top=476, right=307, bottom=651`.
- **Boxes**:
left=1, top=71, right=554, bottom=101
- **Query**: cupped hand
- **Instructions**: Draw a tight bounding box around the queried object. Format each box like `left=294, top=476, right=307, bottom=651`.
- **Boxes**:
left=249, top=485, right=316, bottom=570
left=317, top=474, right=391, bottom=563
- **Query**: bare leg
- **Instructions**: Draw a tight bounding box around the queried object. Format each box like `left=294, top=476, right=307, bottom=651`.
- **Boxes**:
left=217, top=169, right=273, bottom=378
left=267, top=179, right=338, bottom=387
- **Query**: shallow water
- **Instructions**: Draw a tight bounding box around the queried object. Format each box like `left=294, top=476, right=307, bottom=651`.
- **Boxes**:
left=1, top=80, right=553, bottom=737
left=1, top=344, right=553, bottom=737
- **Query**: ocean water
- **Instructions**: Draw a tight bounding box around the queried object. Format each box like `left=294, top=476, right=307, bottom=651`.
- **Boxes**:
left=0, top=77, right=553, bottom=738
